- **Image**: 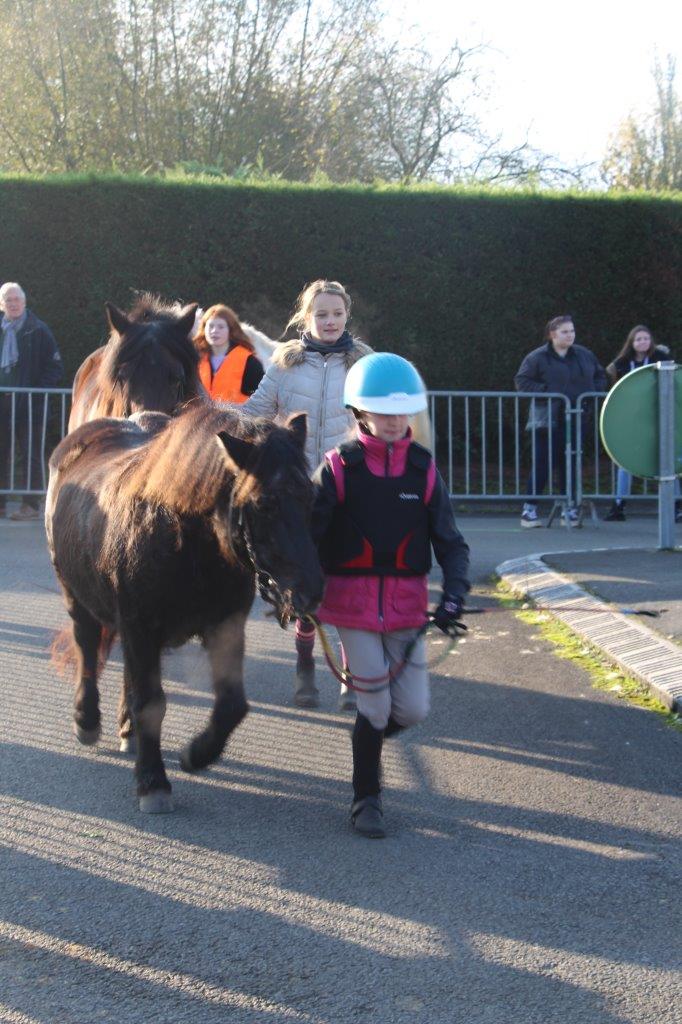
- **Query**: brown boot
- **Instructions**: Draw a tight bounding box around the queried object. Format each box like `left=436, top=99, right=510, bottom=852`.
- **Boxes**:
left=294, top=654, right=319, bottom=707
left=294, top=623, right=319, bottom=706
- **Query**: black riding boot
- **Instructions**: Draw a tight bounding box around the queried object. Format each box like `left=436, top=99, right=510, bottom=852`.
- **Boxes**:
left=384, top=715, right=405, bottom=738
left=604, top=500, right=626, bottom=521
left=350, top=713, right=386, bottom=838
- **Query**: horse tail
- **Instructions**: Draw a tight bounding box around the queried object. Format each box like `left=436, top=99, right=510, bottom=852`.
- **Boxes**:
left=51, top=625, right=117, bottom=679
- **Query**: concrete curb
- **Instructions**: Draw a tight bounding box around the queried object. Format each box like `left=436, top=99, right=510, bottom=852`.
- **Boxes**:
left=496, top=551, right=682, bottom=713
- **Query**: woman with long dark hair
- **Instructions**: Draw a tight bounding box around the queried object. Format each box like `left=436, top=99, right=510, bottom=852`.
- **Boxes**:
left=604, top=325, right=676, bottom=521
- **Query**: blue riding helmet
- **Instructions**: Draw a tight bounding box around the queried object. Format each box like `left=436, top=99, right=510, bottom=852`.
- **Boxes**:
left=344, top=352, right=427, bottom=414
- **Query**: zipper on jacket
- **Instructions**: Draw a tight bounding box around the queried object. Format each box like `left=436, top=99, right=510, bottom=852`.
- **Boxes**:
left=377, top=443, right=391, bottom=626
left=317, top=357, right=329, bottom=465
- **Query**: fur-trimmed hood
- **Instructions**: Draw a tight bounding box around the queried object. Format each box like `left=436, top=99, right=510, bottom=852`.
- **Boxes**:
left=242, top=335, right=373, bottom=471
left=272, top=337, right=372, bottom=371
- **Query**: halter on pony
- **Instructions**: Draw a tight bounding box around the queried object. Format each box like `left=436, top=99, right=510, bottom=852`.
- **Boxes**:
left=228, top=493, right=295, bottom=628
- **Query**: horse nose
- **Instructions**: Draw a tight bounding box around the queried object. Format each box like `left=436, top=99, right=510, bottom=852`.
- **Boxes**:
left=293, top=576, right=324, bottom=616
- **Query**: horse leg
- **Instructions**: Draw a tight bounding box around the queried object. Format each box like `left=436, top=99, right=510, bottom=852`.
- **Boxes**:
left=67, top=596, right=103, bottom=746
left=180, top=612, right=249, bottom=773
left=121, top=627, right=173, bottom=813
left=118, top=664, right=136, bottom=755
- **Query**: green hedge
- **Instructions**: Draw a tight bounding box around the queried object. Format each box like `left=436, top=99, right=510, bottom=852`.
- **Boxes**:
left=1, top=174, right=681, bottom=390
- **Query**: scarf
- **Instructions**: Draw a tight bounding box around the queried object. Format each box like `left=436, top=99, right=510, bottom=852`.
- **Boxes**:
left=1, top=311, right=26, bottom=375
left=301, top=330, right=354, bottom=355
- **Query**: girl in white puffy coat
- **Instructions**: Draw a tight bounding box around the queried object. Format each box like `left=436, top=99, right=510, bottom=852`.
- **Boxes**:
left=243, top=280, right=371, bottom=708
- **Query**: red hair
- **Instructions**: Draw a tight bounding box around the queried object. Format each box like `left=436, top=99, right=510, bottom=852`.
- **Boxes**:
left=194, top=304, right=254, bottom=356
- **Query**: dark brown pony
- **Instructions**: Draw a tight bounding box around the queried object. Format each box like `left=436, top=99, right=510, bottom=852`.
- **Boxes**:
left=68, top=295, right=205, bottom=431
left=46, top=404, right=324, bottom=812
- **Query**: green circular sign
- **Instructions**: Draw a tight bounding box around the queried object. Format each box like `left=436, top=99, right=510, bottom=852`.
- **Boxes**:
left=599, top=363, right=682, bottom=479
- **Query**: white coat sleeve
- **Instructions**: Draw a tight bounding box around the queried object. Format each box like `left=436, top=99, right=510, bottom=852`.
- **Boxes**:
left=241, top=364, right=281, bottom=418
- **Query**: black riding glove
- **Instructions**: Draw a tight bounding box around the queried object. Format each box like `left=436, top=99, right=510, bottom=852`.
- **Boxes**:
left=433, top=596, right=465, bottom=635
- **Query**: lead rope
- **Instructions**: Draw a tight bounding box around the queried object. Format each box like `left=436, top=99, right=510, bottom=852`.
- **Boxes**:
left=302, top=613, right=466, bottom=693
left=303, top=593, right=663, bottom=695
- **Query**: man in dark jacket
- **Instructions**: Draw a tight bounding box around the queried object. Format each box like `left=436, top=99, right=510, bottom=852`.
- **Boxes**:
left=515, top=315, right=607, bottom=528
left=0, top=282, right=63, bottom=519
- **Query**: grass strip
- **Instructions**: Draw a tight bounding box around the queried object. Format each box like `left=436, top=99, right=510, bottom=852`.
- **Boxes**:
left=494, top=579, right=682, bottom=732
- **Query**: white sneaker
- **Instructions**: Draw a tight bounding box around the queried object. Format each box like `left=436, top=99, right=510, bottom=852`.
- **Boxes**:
left=561, top=506, right=580, bottom=527
left=520, top=505, right=542, bottom=528
left=338, top=683, right=357, bottom=711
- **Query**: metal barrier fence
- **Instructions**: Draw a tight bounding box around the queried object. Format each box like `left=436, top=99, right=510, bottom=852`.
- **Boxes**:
left=429, top=388, right=671, bottom=506
left=0, top=385, right=667, bottom=507
left=575, top=391, right=656, bottom=505
left=429, top=390, right=577, bottom=502
left=0, top=387, right=71, bottom=497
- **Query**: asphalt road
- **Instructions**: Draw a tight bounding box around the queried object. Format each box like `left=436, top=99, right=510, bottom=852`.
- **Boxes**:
left=0, top=518, right=680, bottom=1024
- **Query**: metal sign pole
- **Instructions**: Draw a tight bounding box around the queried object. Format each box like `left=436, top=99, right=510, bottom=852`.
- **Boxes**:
left=657, top=361, right=676, bottom=550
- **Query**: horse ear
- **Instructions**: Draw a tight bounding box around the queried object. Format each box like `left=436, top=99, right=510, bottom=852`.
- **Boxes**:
left=287, top=413, right=307, bottom=449
left=217, top=431, right=254, bottom=471
left=105, top=302, right=131, bottom=337
left=176, top=303, right=199, bottom=340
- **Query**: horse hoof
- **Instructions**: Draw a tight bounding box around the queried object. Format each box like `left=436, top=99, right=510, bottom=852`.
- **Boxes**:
left=294, top=691, right=320, bottom=708
left=119, top=735, right=137, bottom=755
left=139, top=792, right=174, bottom=814
left=179, top=746, right=197, bottom=773
left=74, top=723, right=101, bottom=746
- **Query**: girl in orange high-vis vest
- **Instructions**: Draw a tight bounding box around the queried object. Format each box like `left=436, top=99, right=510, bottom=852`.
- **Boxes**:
left=194, top=304, right=264, bottom=404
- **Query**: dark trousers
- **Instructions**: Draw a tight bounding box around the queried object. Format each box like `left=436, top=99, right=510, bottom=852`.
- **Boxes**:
left=0, top=396, right=45, bottom=510
left=525, top=422, right=574, bottom=502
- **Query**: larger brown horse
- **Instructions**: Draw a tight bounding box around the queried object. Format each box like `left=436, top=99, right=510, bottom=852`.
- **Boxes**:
left=46, top=404, right=324, bottom=812
left=68, top=295, right=205, bottom=430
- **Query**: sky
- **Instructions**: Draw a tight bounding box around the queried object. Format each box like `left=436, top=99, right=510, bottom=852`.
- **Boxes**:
left=390, top=0, right=682, bottom=175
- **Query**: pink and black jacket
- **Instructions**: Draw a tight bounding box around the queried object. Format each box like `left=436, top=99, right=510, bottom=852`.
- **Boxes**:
left=311, top=427, right=469, bottom=633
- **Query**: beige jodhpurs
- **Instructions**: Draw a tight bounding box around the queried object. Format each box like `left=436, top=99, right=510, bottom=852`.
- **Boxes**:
left=335, top=626, right=429, bottom=732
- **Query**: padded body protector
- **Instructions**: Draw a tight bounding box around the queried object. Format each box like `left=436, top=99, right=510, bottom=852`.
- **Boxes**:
left=322, top=440, right=432, bottom=576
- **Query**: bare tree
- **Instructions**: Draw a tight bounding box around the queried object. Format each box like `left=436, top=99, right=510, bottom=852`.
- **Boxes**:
left=354, top=44, right=480, bottom=182
left=601, top=56, right=682, bottom=191
left=465, top=138, right=591, bottom=189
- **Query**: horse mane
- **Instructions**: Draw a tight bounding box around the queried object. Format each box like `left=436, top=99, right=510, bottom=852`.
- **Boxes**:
left=116, top=403, right=306, bottom=515
left=96, top=294, right=201, bottom=417
left=127, top=292, right=185, bottom=324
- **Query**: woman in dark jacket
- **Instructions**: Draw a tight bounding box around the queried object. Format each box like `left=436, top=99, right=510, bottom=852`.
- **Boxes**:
left=604, top=325, right=678, bottom=521
left=515, top=315, right=607, bottom=527
left=0, top=282, right=63, bottom=519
